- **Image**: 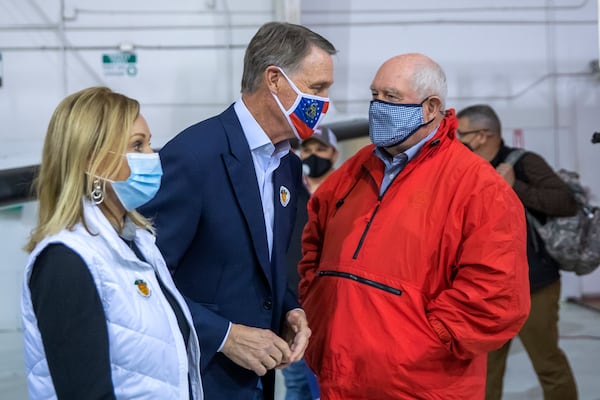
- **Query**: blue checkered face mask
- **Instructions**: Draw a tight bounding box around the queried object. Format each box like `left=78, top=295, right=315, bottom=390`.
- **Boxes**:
left=369, top=98, right=434, bottom=148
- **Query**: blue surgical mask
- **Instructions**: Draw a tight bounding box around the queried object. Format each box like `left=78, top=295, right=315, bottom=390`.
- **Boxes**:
left=110, top=153, right=163, bottom=211
left=369, top=99, right=434, bottom=148
left=272, top=67, right=330, bottom=140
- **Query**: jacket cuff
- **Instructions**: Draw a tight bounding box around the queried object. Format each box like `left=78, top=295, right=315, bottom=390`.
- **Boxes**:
left=427, top=315, right=452, bottom=348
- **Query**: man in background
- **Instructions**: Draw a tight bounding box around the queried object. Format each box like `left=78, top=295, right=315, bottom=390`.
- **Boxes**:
left=300, top=127, right=339, bottom=194
left=457, top=104, right=578, bottom=400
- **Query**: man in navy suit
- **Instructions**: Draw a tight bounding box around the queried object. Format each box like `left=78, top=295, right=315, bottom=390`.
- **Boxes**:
left=140, top=22, right=336, bottom=400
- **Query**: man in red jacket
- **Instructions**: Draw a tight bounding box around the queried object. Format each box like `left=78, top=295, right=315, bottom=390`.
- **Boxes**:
left=298, top=53, right=531, bottom=399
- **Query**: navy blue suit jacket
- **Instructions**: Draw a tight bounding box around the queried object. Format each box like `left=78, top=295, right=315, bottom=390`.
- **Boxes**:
left=140, top=104, right=302, bottom=400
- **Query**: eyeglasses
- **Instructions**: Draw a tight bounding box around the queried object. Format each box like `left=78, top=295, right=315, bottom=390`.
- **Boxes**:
left=456, top=128, right=490, bottom=138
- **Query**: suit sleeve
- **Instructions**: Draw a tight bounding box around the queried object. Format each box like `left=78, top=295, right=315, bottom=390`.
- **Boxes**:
left=139, top=138, right=231, bottom=369
left=425, top=181, right=531, bottom=360
left=139, top=140, right=203, bottom=272
left=181, top=297, right=231, bottom=371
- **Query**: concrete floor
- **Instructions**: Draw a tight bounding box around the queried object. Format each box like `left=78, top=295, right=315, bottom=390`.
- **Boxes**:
left=2, top=301, right=599, bottom=399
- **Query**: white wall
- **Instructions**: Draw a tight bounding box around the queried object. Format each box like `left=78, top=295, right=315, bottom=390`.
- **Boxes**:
left=0, top=0, right=286, bottom=330
left=1, top=0, right=599, bottom=328
left=301, top=0, right=600, bottom=298
left=0, top=0, right=283, bottom=168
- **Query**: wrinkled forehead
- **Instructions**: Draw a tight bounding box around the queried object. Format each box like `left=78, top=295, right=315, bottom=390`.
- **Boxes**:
left=371, top=61, right=416, bottom=95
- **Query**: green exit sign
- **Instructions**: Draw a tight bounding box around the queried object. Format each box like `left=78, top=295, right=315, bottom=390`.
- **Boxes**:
left=102, top=53, right=137, bottom=64
left=102, top=52, right=138, bottom=77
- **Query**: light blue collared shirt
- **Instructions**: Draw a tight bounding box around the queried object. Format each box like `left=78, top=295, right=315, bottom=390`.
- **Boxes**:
left=234, top=99, right=291, bottom=259
left=217, top=100, right=291, bottom=352
left=374, top=127, right=438, bottom=196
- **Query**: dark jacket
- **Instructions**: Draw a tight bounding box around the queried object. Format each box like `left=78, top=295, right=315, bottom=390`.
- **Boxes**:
left=140, top=104, right=302, bottom=400
left=492, top=143, right=578, bottom=292
left=286, top=183, right=310, bottom=298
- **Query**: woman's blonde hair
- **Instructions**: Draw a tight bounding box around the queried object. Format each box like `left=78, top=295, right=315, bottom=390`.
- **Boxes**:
left=26, top=86, right=154, bottom=252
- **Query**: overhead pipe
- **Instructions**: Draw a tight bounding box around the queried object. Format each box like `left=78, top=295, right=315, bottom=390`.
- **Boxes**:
left=0, top=18, right=594, bottom=32
left=64, top=7, right=269, bottom=21
left=59, top=0, right=68, bottom=95
left=304, top=19, right=594, bottom=27
left=0, top=165, right=38, bottom=208
left=302, top=0, right=591, bottom=14
left=0, top=23, right=262, bottom=31
left=221, top=0, right=235, bottom=104
left=321, top=119, right=370, bottom=142
left=546, top=0, right=562, bottom=167
left=26, top=0, right=591, bottom=21
left=0, top=43, right=247, bottom=52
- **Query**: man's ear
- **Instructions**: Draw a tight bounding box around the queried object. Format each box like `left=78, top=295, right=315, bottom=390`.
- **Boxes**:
left=265, top=66, right=281, bottom=93
left=424, top=96, right=442, bottom=120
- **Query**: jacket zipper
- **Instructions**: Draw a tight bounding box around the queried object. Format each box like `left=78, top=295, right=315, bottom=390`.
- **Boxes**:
left=344, top=140, right=443, bottom=263
left=334, top=168, right=368, bottom=213
left=319, top=270, right=402, bottom=295
left=352, top=202, right=380, bottom=259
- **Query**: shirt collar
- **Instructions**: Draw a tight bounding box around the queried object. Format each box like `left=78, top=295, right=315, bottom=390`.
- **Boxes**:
left=374, top=126, right=439, bottom=164
left=234, top=99, right=290, bottom=155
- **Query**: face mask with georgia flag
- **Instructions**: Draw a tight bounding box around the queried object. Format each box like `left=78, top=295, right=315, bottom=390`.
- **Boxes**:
left=272, top=67, right=330, bottom=140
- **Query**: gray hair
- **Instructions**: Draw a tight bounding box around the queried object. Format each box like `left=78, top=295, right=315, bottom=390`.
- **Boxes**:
left=412, top=61, right=447, bottom=109
left=241, top=21, right=337, bottom=93
left=456, top=104, right=502, bottom=135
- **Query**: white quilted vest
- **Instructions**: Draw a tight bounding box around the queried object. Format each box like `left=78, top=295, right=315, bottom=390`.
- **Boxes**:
left=21, top=200, right=203, bottom=399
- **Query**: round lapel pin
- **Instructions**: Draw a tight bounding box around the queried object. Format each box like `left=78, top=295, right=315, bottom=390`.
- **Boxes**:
left=279, top=185, right=291, bottom=207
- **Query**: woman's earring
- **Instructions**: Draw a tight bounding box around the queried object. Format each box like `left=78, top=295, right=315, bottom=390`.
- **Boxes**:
left=90, top=179, right=105, bottom=205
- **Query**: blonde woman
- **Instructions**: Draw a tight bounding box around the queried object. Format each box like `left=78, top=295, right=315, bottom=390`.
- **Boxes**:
left=21, top=87, right=203, bottom=400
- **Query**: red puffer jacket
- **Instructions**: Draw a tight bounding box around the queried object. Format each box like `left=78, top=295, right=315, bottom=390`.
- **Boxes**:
left=299, top=110, right=530, bottom=400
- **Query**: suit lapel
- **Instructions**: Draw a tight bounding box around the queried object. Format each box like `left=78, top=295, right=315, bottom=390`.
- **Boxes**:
left=221, top=108, right=273, bottom=288
left=271, top=159, right=293, bottom=300
left=272, top=157, right=293, bottom=264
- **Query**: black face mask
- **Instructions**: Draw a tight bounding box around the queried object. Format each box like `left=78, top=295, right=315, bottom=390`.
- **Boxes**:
left=302, top=154, right=333, bottom=178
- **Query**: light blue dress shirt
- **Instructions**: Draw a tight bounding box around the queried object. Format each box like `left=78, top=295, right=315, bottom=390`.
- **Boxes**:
left=374, top=127, right=438, bottom=196
left=234, top=99, right=291, bottom=259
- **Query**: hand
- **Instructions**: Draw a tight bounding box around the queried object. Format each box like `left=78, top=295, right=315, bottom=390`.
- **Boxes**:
left=496, top=163, right=516, bottom=187
left=278, top=309, right=311, bottom=368
left=221, top=324, right=291, bottom=376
